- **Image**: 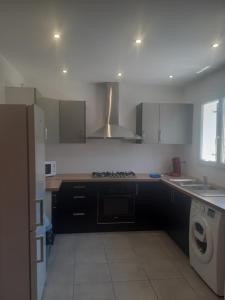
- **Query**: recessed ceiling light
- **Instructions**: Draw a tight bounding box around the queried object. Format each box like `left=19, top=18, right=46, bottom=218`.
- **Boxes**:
left=53, top=33, right=61, bottom=39
left=169, top=75, right=174, bottom=79
left=62, top=69, right=68, bottom=74
left=212, top=43, right=219, bottom=48
left=196, top=66, right=210, bottom=74
left=135, top=39, right=142, bottom=44
left=117, top=72, right=122, bottom=77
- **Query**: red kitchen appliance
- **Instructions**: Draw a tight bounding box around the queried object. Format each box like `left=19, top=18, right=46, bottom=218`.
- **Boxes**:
left=167, top=157, right=181, bottom=177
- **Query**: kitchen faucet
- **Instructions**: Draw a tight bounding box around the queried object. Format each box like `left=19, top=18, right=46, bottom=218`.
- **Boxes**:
left=203, top=176, right=208, bottom=189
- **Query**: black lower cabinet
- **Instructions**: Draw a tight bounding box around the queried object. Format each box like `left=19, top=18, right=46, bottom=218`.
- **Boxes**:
left=165, top=188, right=191, bottom=256
left=136, top=182, right=169, bottom=230
left=52, top=180, right=191, bottom=256
left=52, top=191, right=59, bottom=233
left=52, top=182, right=97, bottom=233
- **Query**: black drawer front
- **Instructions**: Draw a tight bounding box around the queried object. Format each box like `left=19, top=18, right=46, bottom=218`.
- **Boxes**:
left=60, top=182, right=91, bottom=199
left=99, top=183, right=136, bottom=194
left=60, top=182, right=88, bottom=192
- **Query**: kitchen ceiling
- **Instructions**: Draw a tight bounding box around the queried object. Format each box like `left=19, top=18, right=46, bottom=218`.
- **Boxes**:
left=0, top=0, right=225, bottom=85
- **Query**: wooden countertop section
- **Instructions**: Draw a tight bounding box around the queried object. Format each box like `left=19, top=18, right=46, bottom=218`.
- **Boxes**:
left=46, top=173, right=159, bottom=191
left=46, top=173, right=225, bottom=212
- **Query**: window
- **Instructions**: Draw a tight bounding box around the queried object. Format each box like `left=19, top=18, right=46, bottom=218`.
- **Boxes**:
left=221, top=99, right=225, bottom=163
left=201, top=98, right=225, bottom=165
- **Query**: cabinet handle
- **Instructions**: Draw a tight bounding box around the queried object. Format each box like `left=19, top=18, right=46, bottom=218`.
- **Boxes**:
left=45, top=128, right=48, bottom=141
left=72, top=212, right=86, bottom=216
left=73, top=195, right=86, bottom=199
left=36, top=200, right=44, bottom=227
left=36, top=236, right=44, bottom=263
left=135, top=184, right=139, bottom=196
left=158, top=130, right=161, bottom=143
left=73, top=185, right=86, bottom=189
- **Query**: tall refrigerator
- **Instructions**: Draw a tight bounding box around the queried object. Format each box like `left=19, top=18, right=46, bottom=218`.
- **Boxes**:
left=0, top=104, right=46, bottom=300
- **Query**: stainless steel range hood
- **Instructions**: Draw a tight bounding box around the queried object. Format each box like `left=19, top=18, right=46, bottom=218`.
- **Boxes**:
left=88, top=83, right=141, bottom=140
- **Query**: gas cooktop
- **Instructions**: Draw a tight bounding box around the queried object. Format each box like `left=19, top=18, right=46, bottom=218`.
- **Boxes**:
left=92, top=171, right=136, bottom=178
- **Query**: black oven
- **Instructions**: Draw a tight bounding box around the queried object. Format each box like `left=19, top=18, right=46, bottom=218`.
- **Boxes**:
left=97, top=183, right=136, bottom=224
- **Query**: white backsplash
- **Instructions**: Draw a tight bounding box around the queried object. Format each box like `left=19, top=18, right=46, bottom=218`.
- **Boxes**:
left=47, top=141, right=185, bottom=174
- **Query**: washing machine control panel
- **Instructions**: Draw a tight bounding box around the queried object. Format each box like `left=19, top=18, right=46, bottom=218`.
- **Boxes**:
left=192, top=199, right=218, bottom=221
left=207, top=208, right=215, bottom=218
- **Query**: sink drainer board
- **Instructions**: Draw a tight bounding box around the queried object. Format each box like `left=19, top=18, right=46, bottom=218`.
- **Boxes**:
left=168, top=177, right=225, bottom=197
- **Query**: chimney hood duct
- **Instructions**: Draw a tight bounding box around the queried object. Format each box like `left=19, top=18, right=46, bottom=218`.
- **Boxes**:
left=88, top=83, right=141, bottom=140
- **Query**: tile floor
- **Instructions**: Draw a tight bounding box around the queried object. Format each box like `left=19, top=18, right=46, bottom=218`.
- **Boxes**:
left=43, top=231, right=222, bottom=300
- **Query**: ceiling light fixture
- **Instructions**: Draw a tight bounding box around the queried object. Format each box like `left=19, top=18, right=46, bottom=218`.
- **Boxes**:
left=53, top=33, right=61, bottom=39
left=62, top=69, right=68, bottom=74
left=135, top=39, right=142, bottom=44
left=196, top=66, right=210, bottom=74
left=169, top=75, right=174, bottom=79
left=117, top=72, right=122, bottom=77
left=212, top=43, right=219, bottom=48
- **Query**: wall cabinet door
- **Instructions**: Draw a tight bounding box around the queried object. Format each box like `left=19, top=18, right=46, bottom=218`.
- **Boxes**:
left=136, top=103, right=193, bottom=144
left=160, top=104, right=193, bottom=144
left=136, top=103, right=160, bottom=144
left=36, top=98, right=59, bottom=144
left=59, top=100, right=86, bottom=143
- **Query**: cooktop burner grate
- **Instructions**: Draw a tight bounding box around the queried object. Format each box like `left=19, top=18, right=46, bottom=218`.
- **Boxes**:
left=92, top=171, right=136, bottom=178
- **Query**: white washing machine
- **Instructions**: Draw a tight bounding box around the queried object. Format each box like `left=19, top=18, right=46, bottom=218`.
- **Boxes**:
left=189, top=198, right=225, bottom=296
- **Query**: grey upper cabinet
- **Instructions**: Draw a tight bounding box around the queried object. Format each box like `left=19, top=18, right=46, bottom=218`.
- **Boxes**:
left=136, top=102, right=193, bottom=144
left=160, top=103, right=193, bottom=144
left=59, top=100, right=86, bottom=143
left=5, top=87, right=87, bottom=144
left=36, top=98, right=60, bottom=144
left=5, top=87, right=37, bottom=105
left=136, top=103, right=160, bottom=143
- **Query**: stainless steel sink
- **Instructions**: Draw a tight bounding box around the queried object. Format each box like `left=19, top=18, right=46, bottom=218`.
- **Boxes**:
left=185, top=185, right=225, bottom=197
left=185, top=185, right=217, bottom=190
left=168, top=177, right=225, bottom=197
left=168, top=178, right=197, bottom=185
left=192, top=189, right=225, bottom=197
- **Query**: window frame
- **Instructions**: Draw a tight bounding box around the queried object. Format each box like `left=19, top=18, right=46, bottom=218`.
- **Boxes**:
left=200, top=98, right=225, bottom=166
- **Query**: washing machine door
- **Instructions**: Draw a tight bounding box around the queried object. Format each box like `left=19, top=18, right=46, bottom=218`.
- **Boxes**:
left=190, top=216, right=213, bottom=263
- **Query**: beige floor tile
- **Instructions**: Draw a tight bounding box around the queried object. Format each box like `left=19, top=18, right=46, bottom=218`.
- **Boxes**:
left=126, top=233, right=161, bottom=248
left=43, top=283, right=73, bottom=300
left=74, top=283, right=115, bottom=300
left=159, top=235, right=188, bottom=262
left=113, top=281, right=157, bottom=300
left=45, top=232, right=220, bottom=300
left=54, top=235, right=76, bottom=249
left=177, top=262, right=221, bottom=300
left=48, top=249, right=74, bottom=267
left=47, top=260, right=74, bottom=285
left=134, top=244, right=168, bottom=262
left=75, top=247, right=107, bottom=263
left=151, top=278, right=198, bottom=300
left=104, top=233, right=132, bottom=249
left=73, top=234, right=105, bottom=250
left=143, top=258, right=182, bottom=279
left=109, top=262, right=147, bottom=281
left=106, top=247, right=138, bottom=263
left=74, top=263, right=111, bottom=284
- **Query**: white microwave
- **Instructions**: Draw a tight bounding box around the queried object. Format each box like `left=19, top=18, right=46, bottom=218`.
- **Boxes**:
left=45, top=161, right=56, bottom=177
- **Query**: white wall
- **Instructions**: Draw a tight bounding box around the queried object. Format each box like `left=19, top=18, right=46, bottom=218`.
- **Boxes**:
left=183, top=67, right=225, bottom=187
left=30, top=77, right=185, bottom=173
left=0, top=54, right=24, bottom=103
